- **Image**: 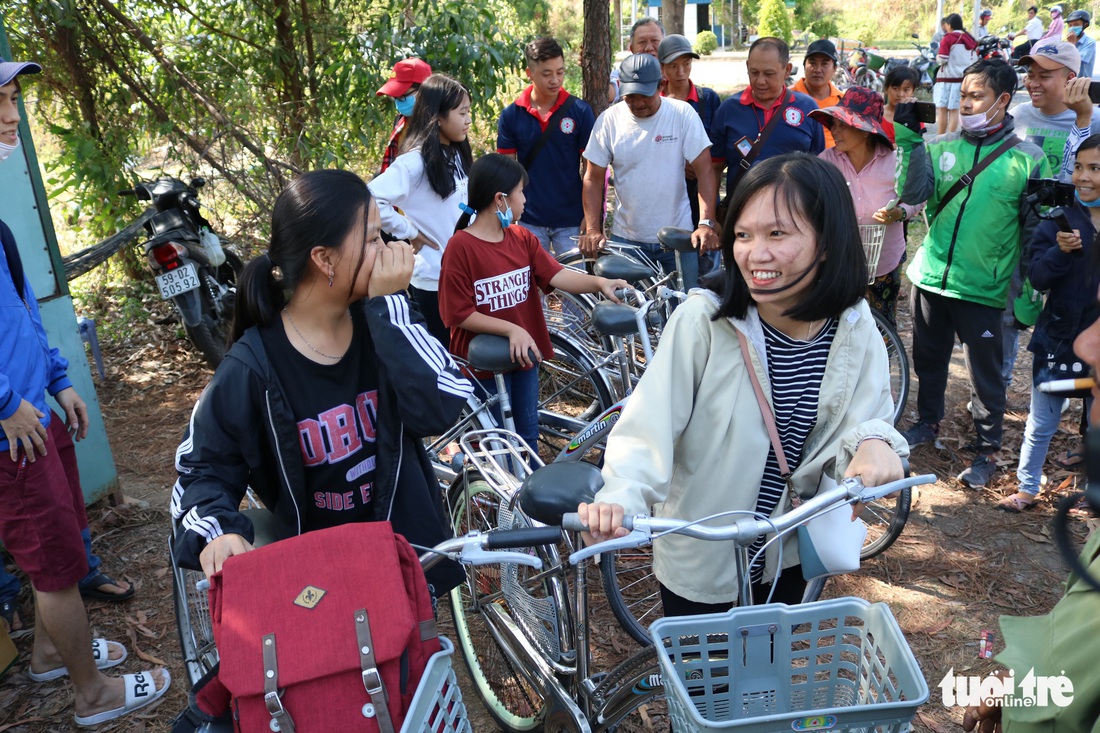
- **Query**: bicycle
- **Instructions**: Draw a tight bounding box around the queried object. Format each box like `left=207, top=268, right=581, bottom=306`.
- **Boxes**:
left=446, top=444, right=934, bottom=732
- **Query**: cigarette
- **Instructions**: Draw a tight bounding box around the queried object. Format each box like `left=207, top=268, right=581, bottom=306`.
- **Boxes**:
left=1038, top=377, right=1097, bottom=393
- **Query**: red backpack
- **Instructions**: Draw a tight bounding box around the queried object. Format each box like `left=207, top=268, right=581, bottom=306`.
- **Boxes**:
left=208, top=522, right=441, bottom=733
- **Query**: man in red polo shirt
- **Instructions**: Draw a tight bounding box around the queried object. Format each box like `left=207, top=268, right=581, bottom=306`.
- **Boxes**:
left=497, top=37, right=596, bottom=256
left=791, top=39, right=843, bottom=148
left=710, top=37, right=825, bottom=206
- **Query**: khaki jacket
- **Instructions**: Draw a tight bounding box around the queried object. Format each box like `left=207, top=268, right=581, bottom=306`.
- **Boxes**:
left=595, top=293, right=908, bottom=603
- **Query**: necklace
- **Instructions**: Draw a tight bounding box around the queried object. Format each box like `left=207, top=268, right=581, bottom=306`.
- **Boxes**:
left=283, top=307, right=350, bottom=361
left=805, top=319, right=820, bottom=341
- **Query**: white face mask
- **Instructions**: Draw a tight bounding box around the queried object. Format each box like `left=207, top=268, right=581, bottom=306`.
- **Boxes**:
left=0, top=136, right=18, bottom=163
left=958, top=101, right=1004, bottom=133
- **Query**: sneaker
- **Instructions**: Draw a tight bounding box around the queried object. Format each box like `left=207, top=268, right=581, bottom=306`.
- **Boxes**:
left=901, top=422, right=938, bottom=448
left=958, top=454, right=997, bottom=488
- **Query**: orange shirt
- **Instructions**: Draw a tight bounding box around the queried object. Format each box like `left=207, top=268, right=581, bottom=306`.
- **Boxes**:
left=791, top=78, right=842, bottom=148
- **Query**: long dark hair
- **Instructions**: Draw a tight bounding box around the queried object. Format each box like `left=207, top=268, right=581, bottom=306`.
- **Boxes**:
left=230, top=169, right=373, bottom=343
left=711, top=154, right=867, bottom=322
left=401, top=74, right=473, bottom=199
left=455, top=154, right=529, bottom=231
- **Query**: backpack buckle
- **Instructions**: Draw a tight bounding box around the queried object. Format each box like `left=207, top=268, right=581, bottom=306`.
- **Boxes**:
left=362, top=667, right=383, bottom=696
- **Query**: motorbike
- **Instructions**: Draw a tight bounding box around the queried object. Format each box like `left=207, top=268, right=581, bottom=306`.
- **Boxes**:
left=977, top=33, right=1012, bottom=62
left=908, top=33, right=936, bottom=91
left=120, top=177, right=242, bottom=367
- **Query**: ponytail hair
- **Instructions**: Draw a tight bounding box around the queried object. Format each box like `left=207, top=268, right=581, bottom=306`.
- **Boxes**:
left=455, top=153, right=529, bottom=231
left=402, top=74, right=474, bottom=199
left=231, top=169, right=374, bottom=343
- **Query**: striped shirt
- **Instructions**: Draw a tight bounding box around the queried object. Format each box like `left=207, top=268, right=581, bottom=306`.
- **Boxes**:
left=749, top=317, right=838, bottom=582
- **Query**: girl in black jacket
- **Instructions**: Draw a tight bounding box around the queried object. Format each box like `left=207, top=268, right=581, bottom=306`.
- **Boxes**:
left=170, top=169, right=472, bottom=594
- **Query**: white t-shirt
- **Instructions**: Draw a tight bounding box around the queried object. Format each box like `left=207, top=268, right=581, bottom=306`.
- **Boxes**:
left=1024, top=17, right=1044, bottom=41
left=1010, top=103, right=1100, bottom=180
left=584, top=97, right=712, bottom=243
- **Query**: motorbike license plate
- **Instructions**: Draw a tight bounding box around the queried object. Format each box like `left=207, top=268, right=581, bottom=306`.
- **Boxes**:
left=156, top=263, right=200, bottom=299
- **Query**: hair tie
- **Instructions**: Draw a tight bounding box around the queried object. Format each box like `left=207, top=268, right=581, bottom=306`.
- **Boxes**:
left=458, top=202, right=476, bottom=216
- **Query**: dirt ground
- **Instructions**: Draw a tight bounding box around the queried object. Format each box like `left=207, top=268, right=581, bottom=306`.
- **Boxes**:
left=1, top=267, right=1097, bottom=732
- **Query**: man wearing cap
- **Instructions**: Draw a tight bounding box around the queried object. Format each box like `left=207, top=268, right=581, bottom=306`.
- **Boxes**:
left=975, top=9, right=993, bottom=39
left=1011, top=6, right=1046, bottom=59
left=710, top=37, right=825, bottom=205
left=1065, top=10, right=1095, bottom=78
left=581, top=53, right=719, bottom=290
left=0, top=57, right=169, bottom=724
left=609, top=17, right=665, bottom=104
left=1039, top=5, right=1065, bottom=42
left=659, top=34, right=721, bottom=229
left=376, top=58, right=431, bottom=174
left=497, top=37, right=595, bottom=257
left=791, top=39, right=844, bottom=147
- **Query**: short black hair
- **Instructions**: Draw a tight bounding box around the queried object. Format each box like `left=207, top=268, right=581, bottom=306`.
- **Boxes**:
left=749, top=36, right=791, bottom=65
left=1028, top=5, right=1038, bottom=12
left=525, top=37, right=564, bottom=66
left=711, top=154, right=867, bottom=322
left=884, top=65, right=920, bottom=90
left=630, top=17, right=664, bottom=42
left=946, top=13, right=964, bottom=30
left=963, top=58, right=1018, bottom=98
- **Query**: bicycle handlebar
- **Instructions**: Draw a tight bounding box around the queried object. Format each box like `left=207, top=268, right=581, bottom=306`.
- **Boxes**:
left=562, top=473, right=935, bottom=565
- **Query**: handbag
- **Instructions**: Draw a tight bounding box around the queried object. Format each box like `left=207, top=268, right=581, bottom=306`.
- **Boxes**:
left=735, top=329, right=867, bottom=581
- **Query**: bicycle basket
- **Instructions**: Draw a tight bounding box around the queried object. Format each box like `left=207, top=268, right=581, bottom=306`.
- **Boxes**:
left=859, top=224, right=886, bottom=285
left=400, top=637, right=471, bottom=733
left=865, top=51, right=887, bottom=71
left=652, top=597, right=929, bottom=733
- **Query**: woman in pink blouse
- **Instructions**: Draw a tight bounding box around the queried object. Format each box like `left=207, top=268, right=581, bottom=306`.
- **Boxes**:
left=811, top=87, right=922, bottom=326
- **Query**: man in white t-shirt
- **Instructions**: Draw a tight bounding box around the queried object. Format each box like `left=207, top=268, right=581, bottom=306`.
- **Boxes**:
left=1011, top=6, right=1046, bottom=58
left=581, top=53, right=719, bottom=290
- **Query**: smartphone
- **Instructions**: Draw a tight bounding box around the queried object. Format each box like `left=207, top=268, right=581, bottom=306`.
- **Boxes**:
left=885, top=197, right=900, bottom=210
left=913, top=100, right=938, bottom=124
left=1089, top=80, right=1100, bottom=105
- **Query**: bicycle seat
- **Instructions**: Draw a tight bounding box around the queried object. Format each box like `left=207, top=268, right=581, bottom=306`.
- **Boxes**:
left=593, top=253, right=656, bottom=283
left=657, top=226, right=695, bottom=253
left=519, top=462, right=603, bottom=527
left=591, top=302, right=640, bottom=337
left=467, top=334, right=528, bottom=373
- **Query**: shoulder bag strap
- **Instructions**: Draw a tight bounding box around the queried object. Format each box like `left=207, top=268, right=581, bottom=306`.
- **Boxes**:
left=729, top=101, right=790, bottom=192
left=522, top=95, right=576, bottom=170
left=1, top=225, right=26, bottom=298
left=735, top=328, right=792, bottom=488
left=936, top=135, right=1020, bottom=215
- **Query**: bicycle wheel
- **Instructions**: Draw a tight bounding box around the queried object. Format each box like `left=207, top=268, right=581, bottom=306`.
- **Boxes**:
left=169, top=534, right=219, bottom=687
left=423, top=391, right=499, bottom=483
left=871, top=308, right=910, bottom=426
left=447, top=477, right=548, bottom=732
left=538, top=331, right=616, bottom=453
left=858, top=485, right=912, bottom=560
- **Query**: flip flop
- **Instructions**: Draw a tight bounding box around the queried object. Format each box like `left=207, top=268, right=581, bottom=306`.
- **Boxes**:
left=0, top=599, right=33, bottom=640
left=1053, top=446, right=1086, bottom=470
left=78, top=571, right=135, bottom=602
left=74, top=669, right=171, bottom=727
left=28, top=638, right=128, bottom=681
left=996, top=493, right=1037, bottom=513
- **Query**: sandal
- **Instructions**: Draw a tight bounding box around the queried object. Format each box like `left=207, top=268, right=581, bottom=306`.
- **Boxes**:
left=996, top=493, right=1036, bottom=513
left=74, top=669, right=171, bottom=727
left=78, top=571, right=135, bottom=603
left=1053, top=446, right=1087, bottom=470
left=0, top=599, right=32, bottom=640
left=28, top=638, right=127, bottom=681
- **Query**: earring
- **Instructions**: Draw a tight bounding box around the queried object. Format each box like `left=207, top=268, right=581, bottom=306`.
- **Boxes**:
left=328, top=271, right=334, bottom=287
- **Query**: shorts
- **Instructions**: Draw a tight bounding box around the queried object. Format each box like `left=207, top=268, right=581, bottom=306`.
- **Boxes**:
left=0, top=413, right=89, bottom=592
left=934, top=81, right=962, bottom=110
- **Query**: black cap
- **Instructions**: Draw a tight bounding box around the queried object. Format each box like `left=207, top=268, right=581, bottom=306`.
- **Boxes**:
left=805, top=39, right=839, bottom=64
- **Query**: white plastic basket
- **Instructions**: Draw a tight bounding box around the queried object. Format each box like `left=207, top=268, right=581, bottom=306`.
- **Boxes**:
left=652, top=597, right=929, bottom=732
left=859, top=224, right=886, bottom=285
left=400, top=637, right=471, bottom=733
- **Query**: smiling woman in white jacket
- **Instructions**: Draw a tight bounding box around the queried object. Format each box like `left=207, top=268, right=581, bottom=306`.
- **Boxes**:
left=369, top=73, right=472, bottom=349
left=578, top=154, right=909, bottom=615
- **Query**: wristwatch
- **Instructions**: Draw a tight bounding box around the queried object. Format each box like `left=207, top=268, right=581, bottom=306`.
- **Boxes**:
left=698, top=218, right=717, bottom=230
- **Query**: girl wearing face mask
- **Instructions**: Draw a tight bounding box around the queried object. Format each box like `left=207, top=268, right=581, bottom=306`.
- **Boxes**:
left=438, top=154, right=628, bottom=450
left=375, top=58, right=432, bottom=174
left=999, top=134, right=1100, bottom=512
left=369, top=73, right=473, bottom=348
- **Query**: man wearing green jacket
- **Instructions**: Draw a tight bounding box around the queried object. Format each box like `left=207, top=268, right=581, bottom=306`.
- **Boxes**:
left=896, top=59, right=1051, bottom=488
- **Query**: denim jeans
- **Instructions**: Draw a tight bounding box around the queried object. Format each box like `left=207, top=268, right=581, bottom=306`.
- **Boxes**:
left=616, top=237, right=700, bottom=292
left=1016, top=385, right=1067, bottom=496
left=519, top=222, right=581, bottom=258
left=0, top=526, right=101, bottom=602
left=477, top=366, right=540, bottom=451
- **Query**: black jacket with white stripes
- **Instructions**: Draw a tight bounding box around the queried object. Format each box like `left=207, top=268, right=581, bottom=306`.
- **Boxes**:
left=170, top=293, right=473, bottom=595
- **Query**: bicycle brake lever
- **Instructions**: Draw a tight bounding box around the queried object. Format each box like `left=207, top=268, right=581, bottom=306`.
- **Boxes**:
left=460, top=535, right=544, bottom=570
left=568, top=528, right=650, bottom=565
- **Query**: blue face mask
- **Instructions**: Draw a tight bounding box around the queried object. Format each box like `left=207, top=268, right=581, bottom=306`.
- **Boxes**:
left=495, top=194, right=514, bottom=229
left=1077, top=191, right=1100, bottom=207
left=394, top=93, right=416, bottom=117
left=1071, top=25, right=1085, bottom=37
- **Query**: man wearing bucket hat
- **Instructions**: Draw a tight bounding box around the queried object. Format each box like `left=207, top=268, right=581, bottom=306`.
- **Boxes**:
left=0, top=57, right=169, bottom=725
left=581, top=53, right=719, bottom=290
left=658, top=34, right=720, bottom=230
left=812, top=88, right=921, bottom=326
left=1065, top=9, right=1095, bottom=78
left=375, top=58, right=431, bottom=173
left=792, top=39, right=844, bottom=147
